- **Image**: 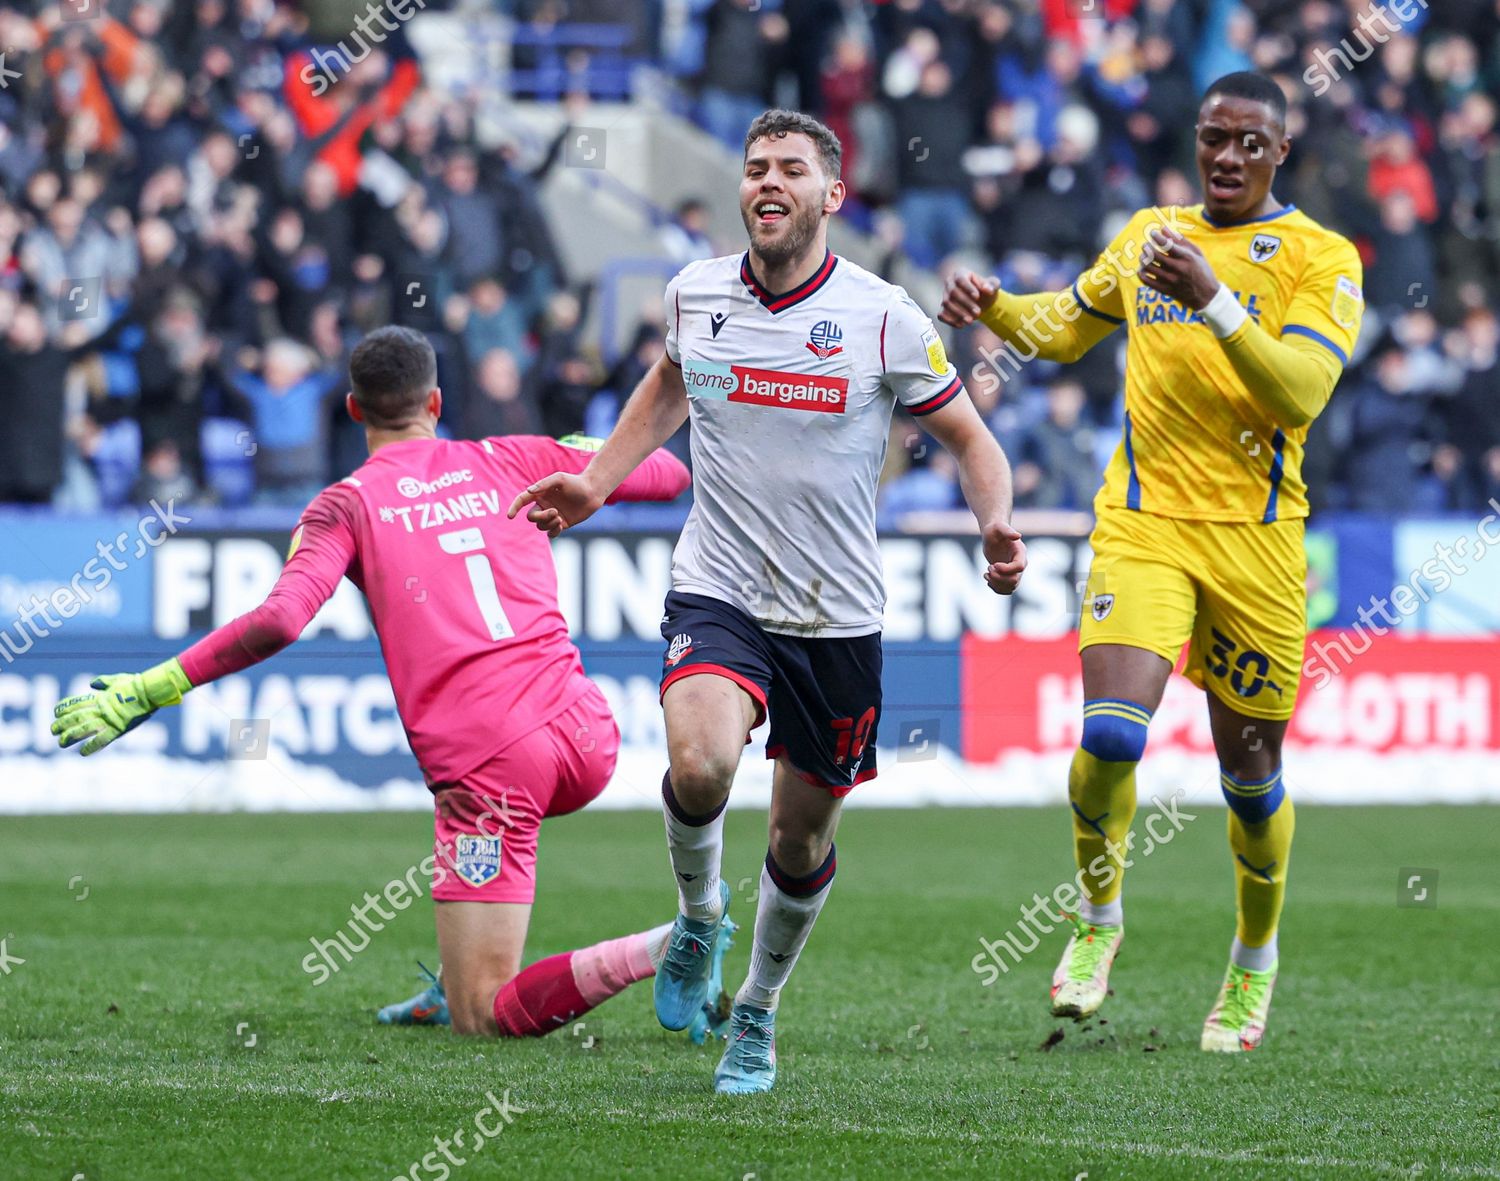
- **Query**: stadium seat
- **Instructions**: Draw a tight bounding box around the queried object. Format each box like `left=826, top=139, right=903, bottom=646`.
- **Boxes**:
left=202, top=417, right=257, bottom=508
left=91, top=420, right=141, bottom=508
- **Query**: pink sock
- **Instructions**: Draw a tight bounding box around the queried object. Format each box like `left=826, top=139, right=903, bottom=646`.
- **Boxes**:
left=571, top=931, right=659, bottom=1006
left=492, top=952, right=588, bottom=1038
left=491, top=927, right=669, bottom=1037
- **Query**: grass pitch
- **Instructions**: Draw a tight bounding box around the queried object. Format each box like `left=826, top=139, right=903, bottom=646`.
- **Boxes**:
left=1, top=805, right=1496, bottom=1180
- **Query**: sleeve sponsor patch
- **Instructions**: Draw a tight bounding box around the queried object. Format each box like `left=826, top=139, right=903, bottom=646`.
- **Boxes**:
left=287, top=525, right=304, bottom=560
left=1332, top=276, right=1363, bottom=331
left=922, top=325, right=950, bottom=376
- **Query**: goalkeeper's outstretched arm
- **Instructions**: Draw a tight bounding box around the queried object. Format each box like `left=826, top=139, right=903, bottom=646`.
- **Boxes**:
left=52, top=492, right=355, bottom=755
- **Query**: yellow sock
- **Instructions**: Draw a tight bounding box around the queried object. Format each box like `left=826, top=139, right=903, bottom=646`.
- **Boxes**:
left=1223, top=770, right=1295, bottom=951
left=1069, top=748, right=1139, bottom=907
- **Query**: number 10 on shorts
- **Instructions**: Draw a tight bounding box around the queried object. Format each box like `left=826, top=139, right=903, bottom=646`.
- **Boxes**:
left=830, top=707, right=876, bottom=766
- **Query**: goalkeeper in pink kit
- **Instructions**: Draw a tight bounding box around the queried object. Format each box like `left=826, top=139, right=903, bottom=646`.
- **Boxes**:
left=50, top=326, right=736, bottom=1041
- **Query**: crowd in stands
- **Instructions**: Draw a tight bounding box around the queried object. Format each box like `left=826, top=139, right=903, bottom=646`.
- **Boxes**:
left=0, top=0, right=1497, bottom=520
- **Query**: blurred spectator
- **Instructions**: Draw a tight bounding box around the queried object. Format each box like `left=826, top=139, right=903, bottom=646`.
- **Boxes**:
left=1366, top=191, right=1437, bottom=315
left=1439, top=308, right=1500, bottom=507
left=879, top=448, right=962, bottom=522
left=222, top=339, right=342, bottom=506
left=1128, top=34, right=1199, bottom=183
left=892, top=60, right=975, bottom=269
left=530, top=290, right=597, bottom=437
left=21, top=197, right=129, bottom=337
left=1014, top=380, right=1100, bottom=511
left=699, top=0, right=789, bottom=149
left=435, top=149, right=504, bottom=291
left=1342, top=341, right=1445, bottom=513
left=132, top=439, right=201, bottom=508
left=660, top=198, right=717, bottom=264
left=464, top=349, right=543, bottom=440
left=820, top=32, right=877, bottom=206
left=0, top=302, right=69, bottom=504
left=461, top=279, right=531, bottom=369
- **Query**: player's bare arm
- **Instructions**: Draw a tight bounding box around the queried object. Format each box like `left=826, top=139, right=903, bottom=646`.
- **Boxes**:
left=918, top=393, right=1026, bottom=595
left=508, top=354, right=689, bottom=537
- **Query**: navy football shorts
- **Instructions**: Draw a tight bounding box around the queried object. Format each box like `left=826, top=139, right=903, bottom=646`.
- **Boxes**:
left=658, top=590, right=882, bottom=795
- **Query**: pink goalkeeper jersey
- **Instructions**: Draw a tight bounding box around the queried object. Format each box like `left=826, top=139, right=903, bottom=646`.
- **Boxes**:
left=178, top=435, right=689, bottom=785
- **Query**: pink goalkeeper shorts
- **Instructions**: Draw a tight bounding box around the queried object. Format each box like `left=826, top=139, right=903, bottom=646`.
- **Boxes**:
left=430, top=682, right=620, bottom=905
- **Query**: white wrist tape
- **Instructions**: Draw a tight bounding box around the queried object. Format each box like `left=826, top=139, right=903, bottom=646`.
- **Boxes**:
left=1203, top=283, right=1249, bottom=339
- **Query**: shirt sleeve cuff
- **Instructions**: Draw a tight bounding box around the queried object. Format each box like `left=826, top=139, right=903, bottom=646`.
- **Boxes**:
left=1203, top=283, right=1250, bottom=339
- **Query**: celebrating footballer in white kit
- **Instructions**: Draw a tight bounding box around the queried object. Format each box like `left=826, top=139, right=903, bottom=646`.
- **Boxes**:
left=511, top=109, right=1026, bottom=1094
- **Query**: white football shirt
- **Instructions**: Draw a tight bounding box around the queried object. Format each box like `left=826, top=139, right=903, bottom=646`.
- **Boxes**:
left=664, top=249, right=964, bottom=636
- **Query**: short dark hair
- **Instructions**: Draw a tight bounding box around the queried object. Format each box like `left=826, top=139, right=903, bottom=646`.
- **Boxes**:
left=744, top=109, right=842, bottom=180
left=348, top=326, right=438, bottom=429
left=1202, top=71, right=1288, bottom=127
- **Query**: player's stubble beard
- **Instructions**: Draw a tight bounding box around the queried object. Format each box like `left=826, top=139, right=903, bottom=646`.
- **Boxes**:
left=742, top=196, right=824, bottom=273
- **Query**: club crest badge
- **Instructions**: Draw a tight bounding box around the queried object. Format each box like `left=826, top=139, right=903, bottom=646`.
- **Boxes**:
left=1250, top=234, right=1282, bottom=263
left=452, top=834, right=501, bottom=888
left=806, top=319, right=843, bottom=359
left=1090, top=593, right=1115, bottom=622
left=666, top=633, right=693, bottom=667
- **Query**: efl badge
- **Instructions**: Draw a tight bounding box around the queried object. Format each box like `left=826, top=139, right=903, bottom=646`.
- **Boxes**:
left=666, top=633, right=693, bottom=667
left=806, top=320, right=843, bottom=359
left=922, top=326, right=950, bottom=375
left=1090, top=593, right=1115, bottom=622
left=1249, top=234, right=1282, bottom=263
left=286, top=525, right=304, bottom=560
left=452, top=834, right=501, bottom=888
left=1332, top=276, right=1363, bottom=330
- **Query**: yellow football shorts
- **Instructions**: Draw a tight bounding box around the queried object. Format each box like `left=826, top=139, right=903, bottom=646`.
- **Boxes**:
left=1078, top=507, right=1307, bottom=721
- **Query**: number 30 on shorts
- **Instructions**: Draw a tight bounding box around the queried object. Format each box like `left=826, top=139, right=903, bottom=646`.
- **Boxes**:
left=1206, top=627, right=1278, bottom=699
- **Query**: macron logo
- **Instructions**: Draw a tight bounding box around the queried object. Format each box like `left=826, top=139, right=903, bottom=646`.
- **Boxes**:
left=397, top=470, right=474, bottom=498
left=681, top=359, right=848, bottom=414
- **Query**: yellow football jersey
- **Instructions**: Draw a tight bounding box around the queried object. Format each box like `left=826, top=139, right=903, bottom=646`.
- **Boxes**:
left=1075, top=204, right=1364, bottom=523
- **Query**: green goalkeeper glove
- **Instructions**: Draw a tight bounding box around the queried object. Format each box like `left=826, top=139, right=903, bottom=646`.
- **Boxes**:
left=51, top=659, right=193, bottom=756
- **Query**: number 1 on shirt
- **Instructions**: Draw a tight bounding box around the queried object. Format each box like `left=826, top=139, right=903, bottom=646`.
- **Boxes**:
left=438, top=527, right=515, bottom=641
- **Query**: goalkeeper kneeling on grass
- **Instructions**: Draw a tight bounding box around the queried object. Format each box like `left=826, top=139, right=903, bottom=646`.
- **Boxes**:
left=52, top=325, right=735, bottom=1044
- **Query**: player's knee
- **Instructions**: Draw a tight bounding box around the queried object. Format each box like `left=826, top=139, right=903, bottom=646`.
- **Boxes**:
left=667, top=750, right=737, bottom=813
left=451, top=998, right=497, bottom=1037
left=767, top=826, right=830, bottom=879
left=1079, top=699, right=1152, bottom=764
left=448, top=972, right=512, bottom=1037
left=1219, top=729, right=1283, bottom=782
left=1220, top=766, right=1287, bottom=825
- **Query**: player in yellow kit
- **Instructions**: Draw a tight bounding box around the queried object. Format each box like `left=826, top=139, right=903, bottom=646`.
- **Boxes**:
left=942, top=72, right=1364, bottom=1051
